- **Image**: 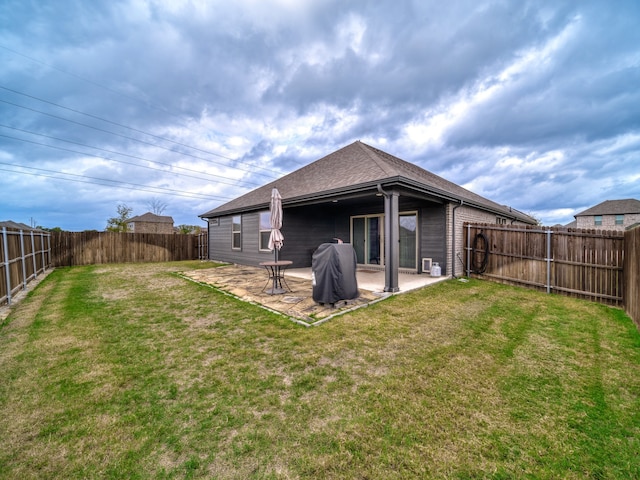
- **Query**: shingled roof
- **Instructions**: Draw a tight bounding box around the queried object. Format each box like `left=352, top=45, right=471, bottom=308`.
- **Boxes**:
left=574, top=199, right=640, bottom=217
left=200, top=141, right=535, bottom=223
left=0, top=220, right=41, bottom=231
left=128, top=212, right=174, bottom=223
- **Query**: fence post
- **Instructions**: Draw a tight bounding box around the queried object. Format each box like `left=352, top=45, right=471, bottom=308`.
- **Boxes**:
left=466, top=223, right=471, bottom=277
left=20, top=230, right=27, bottom=289
left=30, top=231, right=37, bottom=278
left=546, top=228, right=552, bottom=294
left=40, top=231, right=45, bottom=272
left=2, top=227, right=11, bottom=305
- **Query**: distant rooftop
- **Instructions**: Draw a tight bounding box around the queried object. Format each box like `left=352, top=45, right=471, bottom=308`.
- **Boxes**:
left=0, top=220, right=43, bottom=231
left=574, top=198, right=640, bottom=217
left=128, top=212, right=174, bottom=223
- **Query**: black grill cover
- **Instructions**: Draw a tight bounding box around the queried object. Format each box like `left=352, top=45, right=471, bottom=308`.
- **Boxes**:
left=312, top=243, right=359, bottom=304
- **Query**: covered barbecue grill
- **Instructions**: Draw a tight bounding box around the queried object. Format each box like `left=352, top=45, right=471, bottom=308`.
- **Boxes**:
left=311, top=243, right=359, bottom=305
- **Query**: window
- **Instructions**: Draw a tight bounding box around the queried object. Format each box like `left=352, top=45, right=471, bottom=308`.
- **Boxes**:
left=496, top=217, right=507, bottom=225
left=259, top=211, right=271, bottom=251
left=615, top=214, right=624, bottom=225
left=594, top=215, right=602, bottom=226
left=399, top=213, right=417, bottom=269
left=232, top=215, right=242, bottom=249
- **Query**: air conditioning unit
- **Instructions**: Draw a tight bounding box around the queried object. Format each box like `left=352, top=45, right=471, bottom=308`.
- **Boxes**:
left=422, top=257, right=432, bottom=273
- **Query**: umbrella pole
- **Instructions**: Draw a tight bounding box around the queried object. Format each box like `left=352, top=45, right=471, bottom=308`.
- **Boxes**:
left=273, top=248, right=277, bottom=293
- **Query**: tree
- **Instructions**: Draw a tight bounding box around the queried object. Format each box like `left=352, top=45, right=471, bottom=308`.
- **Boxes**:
left=526, top=212, right=543, bottom=226
left=177, top=224, right=201, bottom=234
left=106, top=204, right=133, bottom=232
left=147, top=198, right=167, bottom=215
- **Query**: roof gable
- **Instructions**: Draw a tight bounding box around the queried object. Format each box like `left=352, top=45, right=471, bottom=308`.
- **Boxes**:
left=200, top=141, right=534, bottom=223
left=128, top=212, right=174, bottom=223
left=575, top=199, right=640, bottom=217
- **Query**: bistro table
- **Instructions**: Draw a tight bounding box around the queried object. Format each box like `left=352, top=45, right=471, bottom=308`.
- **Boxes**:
left=259, top=260, right=293, bottom=295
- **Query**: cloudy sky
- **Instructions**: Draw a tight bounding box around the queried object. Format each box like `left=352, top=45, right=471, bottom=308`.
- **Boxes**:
left=1, top=0, right=639, bottom=231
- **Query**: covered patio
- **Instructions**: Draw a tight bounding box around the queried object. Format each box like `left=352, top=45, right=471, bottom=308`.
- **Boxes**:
left=181, top=264, right=447, bottom=327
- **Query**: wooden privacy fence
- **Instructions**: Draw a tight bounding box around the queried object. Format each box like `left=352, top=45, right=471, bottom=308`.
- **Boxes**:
left=463, top=224, right=625, bottom=306
left=1, top=227, right=51, bottom=306
left=197, top=232, right=208, bottom=260
left=624, top=226, right=640, bottom=328
left=51, top=231, right=200, bottom=267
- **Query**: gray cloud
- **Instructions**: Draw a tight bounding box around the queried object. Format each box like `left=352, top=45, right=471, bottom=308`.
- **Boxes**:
left=1, top=0, right=639, bottom=229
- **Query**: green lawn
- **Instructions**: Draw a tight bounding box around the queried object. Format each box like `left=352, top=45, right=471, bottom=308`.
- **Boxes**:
left=1, top=261, right=639, bottom=479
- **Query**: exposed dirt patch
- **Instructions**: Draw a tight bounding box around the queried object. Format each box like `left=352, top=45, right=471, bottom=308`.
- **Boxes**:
left=0, top=269, right=54, bottom=323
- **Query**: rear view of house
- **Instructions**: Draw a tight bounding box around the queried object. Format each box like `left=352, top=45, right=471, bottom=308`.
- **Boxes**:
left=127, top=212, right=175, bottom=234
left=200, top=141, right=536, bottom=292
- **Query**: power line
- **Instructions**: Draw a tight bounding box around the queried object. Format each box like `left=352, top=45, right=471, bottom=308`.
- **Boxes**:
left=0, top=124, right=261, bottom=188
left=0, top=97, right=276, bottom=182
left=0, top=44, right=173, bottom=116
left=0, top=44, right=263, bottom=173
left=0, top=161, right=232, bottom=201
left=0, top=83, right=279, bottom=178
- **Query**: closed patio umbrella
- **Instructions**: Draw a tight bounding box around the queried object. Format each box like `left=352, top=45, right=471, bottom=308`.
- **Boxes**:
left=268, top=188, right=284, bottom=261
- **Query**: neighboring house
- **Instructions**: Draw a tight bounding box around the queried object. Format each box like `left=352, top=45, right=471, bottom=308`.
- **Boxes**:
left=573, top=199, right=640, bottom=231
left=0, top=220, right=38, bottom=231
left=127, top=212, right=175, bottom=234
left=199, top=141, right=536, bottom=292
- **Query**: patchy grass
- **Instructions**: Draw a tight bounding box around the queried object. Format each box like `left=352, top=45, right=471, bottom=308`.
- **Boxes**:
left=1, top=261, right=639, bottom=479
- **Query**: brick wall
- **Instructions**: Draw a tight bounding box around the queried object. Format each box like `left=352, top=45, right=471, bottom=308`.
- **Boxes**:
left=576, top=213, right=640, bottom=231
left=447, top=204, right=533, bottom=277
left=130, top=221, right=174, bottom=234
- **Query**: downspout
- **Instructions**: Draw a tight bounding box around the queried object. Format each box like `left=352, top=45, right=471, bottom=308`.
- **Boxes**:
left=451, top=200, right=463, bottom=278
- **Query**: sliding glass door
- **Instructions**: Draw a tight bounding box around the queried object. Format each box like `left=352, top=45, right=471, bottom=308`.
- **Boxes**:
left=351, top=212, right=417, bottom=269
left=351, top=215, right=383, bottom=266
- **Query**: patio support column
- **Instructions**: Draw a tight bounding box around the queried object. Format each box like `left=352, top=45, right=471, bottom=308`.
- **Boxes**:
left=383, top=189, right=400, bottom=292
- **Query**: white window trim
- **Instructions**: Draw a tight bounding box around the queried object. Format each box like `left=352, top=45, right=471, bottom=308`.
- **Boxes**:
left=399, top=211, right=419, bottom=270
left=259, top=211, right=271, bottom=252
left=232, top=215, right=242, bottom=250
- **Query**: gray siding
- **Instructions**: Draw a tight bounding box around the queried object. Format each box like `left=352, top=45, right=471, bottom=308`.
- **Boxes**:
left=420, top=204, right=447, bottom=273
left=208, top=212, right=275, bottom=266
left=208, top=206, right=344, bottom=268
left=278, top=205, right=339, bottom=266
left=208, top=197, right=448, bottom=273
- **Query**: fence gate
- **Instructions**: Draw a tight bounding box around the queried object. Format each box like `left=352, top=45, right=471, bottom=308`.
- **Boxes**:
left=197, top=232, right=208, bottom=260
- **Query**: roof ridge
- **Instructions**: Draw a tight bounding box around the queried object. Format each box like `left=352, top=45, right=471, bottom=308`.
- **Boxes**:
left=355, top=141, right=398, bottom=177
left=129, top=212, right=174, bottom=222
left=200, top=141, right=537, bottom=224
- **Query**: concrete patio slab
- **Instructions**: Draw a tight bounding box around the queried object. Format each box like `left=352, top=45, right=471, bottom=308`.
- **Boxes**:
left=181, top=264, right=448, bottom=326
